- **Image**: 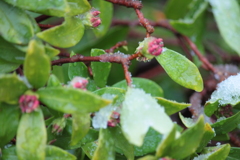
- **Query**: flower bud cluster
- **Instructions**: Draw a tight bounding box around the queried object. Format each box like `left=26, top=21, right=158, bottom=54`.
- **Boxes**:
left=19, top=95, right=39, bottom=113
left=51, top=117, right=66, bottom=134
left=70, top=77, right=88, bottom=90
left=136, top=37, right=164, bottom=60
left=77, top=8, right=101, bottom=28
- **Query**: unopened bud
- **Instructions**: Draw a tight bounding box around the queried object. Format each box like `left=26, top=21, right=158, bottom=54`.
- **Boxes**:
left=77, top=8, right=101, bottom=28
left=19, top=95, right=39, bottom=113
left=107, top=111, right=120, bottom=128
left=51, top=117, right=66, bottom=134
left=70, top=77, right=88, bottom=90
left=136, top=37, right=164, bottom=60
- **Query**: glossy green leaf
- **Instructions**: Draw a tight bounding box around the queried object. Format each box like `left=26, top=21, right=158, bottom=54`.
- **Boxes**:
left=1, top=147, right=18, bottom=160
left=82, top=141, right=98, bottom=159
left=170, top=0, right=208, bottom=36
left=209, top=0, right=240, bottom=55
left=134, top=128, right=163, bottom=156
left=212, top=134, right=229, bottom=141
left=179, top=112, right=196, bottom=128
left=92, top=0, right=113, bottom=37
left=37, top=87, right=111, bottom=114
left=121, top=87, right=174, bottom=146
left=195, top=144, right=230, bottom=160
left=16, top=109, right=47, bottom=160
left=156, top=116, right=205, bottom=159
left=45, top=145, right=76, bottom=160
left=37, top=16, right=84, bottom=48
left=94, top=87, right=126, bottom=107
left=226, top=147, right=240, bottom=160
left=155, top=125, right=177, bottom=158
left=47, top=74, right=62, bottom=87
left=67, top=0, right=91, bottom=16
left=0, top=74, right=28, bottom=104
left=0, top=37, right=25, bottom=64
left=165, top=0, right=192, bottom=19
left=24, top=39, right=51, bottom=89
left=211, top=111, right=240, bottom=134
left=197, top=123, right=216, bottom=152
left=156, top=97, right=190, bottom=115
left=45, top=44, right=60, bottom=59
left=0, top=58, right=20, bottom=73
left=70, top=113, right=90, bottom=146
left=113, top=77, right=164, bottom=97
left=204, top=100, right=219, bottom=117
left=0, top=103, right=20, bottom=148
left=109, top=126, right=134, bottom=160
left=3, top=0, right=70, bottom=17
left=137, top=155, right=157, bottom=160
left=68, top=52, right=89, bottom=80
left=156, top=48, right=203, bottom=92
left=92, top=129, right=115, bottom=160
left=0, top=1, right=34, bottom=44
left=91, top=49, right=111, bottom=87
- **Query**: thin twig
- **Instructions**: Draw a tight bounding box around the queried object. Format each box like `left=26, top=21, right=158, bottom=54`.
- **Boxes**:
left=105, top=0, right=142, bottom=9
left=105, top=41, right=128, bottom=53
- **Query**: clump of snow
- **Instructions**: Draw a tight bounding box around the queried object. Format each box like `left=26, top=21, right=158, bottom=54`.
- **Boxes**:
left=92, top=94, right=119, bottom=129
left=193, top=153, right=212, bottom=160
left=208, top=74, right=240, bottom=106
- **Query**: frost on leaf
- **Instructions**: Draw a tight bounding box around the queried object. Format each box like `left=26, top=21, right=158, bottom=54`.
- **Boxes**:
left=207, top=73, right=240, bottom=106
left=121, top=88, right=173, bottom=147
left=92, top=94, right=120, bottom=129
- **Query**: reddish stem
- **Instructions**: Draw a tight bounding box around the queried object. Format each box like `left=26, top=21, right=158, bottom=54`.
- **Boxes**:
left=105, top=41, right=128, bottom=53
left=35, top=15, right=51, bottom=23
left=38, top=24, right=56, bottom=29
left=105, top=0, right=142, bottom=9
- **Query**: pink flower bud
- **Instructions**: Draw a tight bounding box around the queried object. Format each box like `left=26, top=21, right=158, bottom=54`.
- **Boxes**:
left=51, top=117, right=66, bottom=134
left=70, top=77, right=88, bottom=90
left=107, top=111, right=120, bottom=127
left=19, top=95, right=39, bottom=113
left=91, top=18, right=101, bottom=28
left=148, top=38, right=164, bottom=56
left=91, top=10, right=100, bottom=16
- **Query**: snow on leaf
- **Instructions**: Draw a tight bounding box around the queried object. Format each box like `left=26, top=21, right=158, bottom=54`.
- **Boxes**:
left=121, top=87, right=174, bottom=147
left=207, top=73, right=240, bottom=106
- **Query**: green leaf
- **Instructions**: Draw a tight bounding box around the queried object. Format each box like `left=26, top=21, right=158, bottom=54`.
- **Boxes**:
left=204, top=100, right=219, bottom=117
left=212, top=134, right=229, bottom=141
left=170, top=0, right=208, bottom=36
left=156, top=116, right=205, bottom=159
left=226, top=147, right=240, bottom=160
left=179, top=112, right=196, bottom=128
left=92, top=0, right=113, bottom=37
left=113, top=77, right=164, bottom=97
left=16, top=109, right=47, bottom=160
left=156, top=97, right=190, bottom=115
left=0, top=74, right=28, bottom=104
left=0, top=58, right=20, bottom=74
left=209, top=0, right=240, bottom=55
left=0, top=36, right=25, bottom=64
left=45, top=44, right=60, bottom=59
left=70, top=113, right=90, bottom=146
left=68, top=52, right=89, bottom=80
left=197, top=123, right=216, bottom=152
left=109, top=126, right=134, bottom=160
left=47, top=74, right=62, bottom=87
left=121, top=87, right=174, bottom=146
left=0, top=1, right=35, bottom=44
left=24, top=39, right=51, bottom=89
left=67, top=0, right=91, bottom=16
left=94, top=87, right=126, bottom=106
left=137, top=155, right=157, bottom=160
left=0, top=103, right=20, bottom=148
left=195, top=144, right=230, bottom=160
left=91, top=49, right=111, bottom=87
left=164, top=0, right=192, bottom=19
left=37, top=87, right=111, bottom=114
left=3, top=0, right=70, bottom=17
left=1, top=147, right=18, bottom=160
left=134, top=128, right=163, bottom=156
left=211, top=111, right=240, bottom=134
left=156, top=48, right=203, bottom=92
left=92, top=129, right=115, bottom=160
left=37, top=16, right=85, bottom=48
left=156, top=125, right=177, bottom=158
left=82, top=141, right=98, bottom=159
left=45, top=145, right=76, bottom=160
